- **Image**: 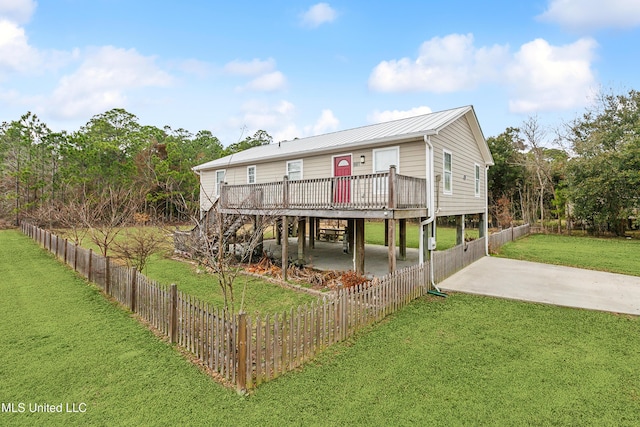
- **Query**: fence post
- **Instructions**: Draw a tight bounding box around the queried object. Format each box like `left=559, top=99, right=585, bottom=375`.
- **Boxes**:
left=105, top=257, right=111, bottom=295
left=334, top=291, right=341, bottom=342
left=169, top=284, right=178, bottom=343
left=87, top=249, right=93, bottom=282
left=63, top=239, right=68, bottom=264
left=237, top=312, right=247, bottom=393
left=130, top=268, right=137, bottom=312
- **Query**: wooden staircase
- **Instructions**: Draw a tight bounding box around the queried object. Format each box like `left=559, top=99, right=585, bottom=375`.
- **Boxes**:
left=173, top=198, right=252, bottom=257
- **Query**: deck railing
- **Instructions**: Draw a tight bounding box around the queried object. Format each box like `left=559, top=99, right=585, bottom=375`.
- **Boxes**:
left=220, top=168, right=427, bottom=211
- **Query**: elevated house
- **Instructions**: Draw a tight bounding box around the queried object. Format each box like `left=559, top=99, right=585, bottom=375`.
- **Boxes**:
left=190, top=105, right=493, bottom=276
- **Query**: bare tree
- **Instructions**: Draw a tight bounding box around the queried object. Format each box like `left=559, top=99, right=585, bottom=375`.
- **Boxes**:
left=49, top=199, right=91, bottom=245
left=82, top=186, right=142, bottom=257
left=520, top=116, right=556, bottom=228
left=175, top=187, right=279, bottom=315
left=112, top=224, right=168, bottom=272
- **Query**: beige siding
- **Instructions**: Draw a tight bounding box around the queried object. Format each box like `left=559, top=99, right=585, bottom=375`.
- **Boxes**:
left=198, top=170, right=218, bottom=213
left=431, top=116, right=486, bottom=216
left=198, top=117, right=487, bottom=217
left=203, top=139, right=429, bottom=187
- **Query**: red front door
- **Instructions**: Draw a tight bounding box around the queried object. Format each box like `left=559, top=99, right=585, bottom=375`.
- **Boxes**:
left=333, top=155, right=352, bottom=203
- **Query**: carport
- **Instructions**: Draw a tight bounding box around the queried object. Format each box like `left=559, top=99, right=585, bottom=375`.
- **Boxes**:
left=438, top=257, right=640, bottom=316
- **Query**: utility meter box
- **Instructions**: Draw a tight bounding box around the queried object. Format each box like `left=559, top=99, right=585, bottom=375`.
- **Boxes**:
left=427, top=237, right=437, bottom=250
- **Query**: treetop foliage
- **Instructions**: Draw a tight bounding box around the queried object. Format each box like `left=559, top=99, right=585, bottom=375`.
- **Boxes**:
left=0, top=108, right=273, bottom=225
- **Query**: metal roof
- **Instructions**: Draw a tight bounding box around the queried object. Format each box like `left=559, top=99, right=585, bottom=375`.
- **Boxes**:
left=194, top=105, right=492, bottom=171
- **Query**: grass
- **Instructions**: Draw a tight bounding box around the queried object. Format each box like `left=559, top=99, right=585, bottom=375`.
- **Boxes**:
left=365, top=221, right=479, bottom=250
left=496, top=233, right=640, bottom=277
left=57, top=222, right=478, bottom=313
left=143, top=254, right=316, bottom=314
left=3, top=228, right=640, bottom=425
left=56, top=227, right=316, bottom=314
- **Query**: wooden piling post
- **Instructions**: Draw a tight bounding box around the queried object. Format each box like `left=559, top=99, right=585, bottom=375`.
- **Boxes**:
left=282, top=215, right=288, bottom=282
left=354, top=218, right=365, bottom=275
left=399, top=219, right=407, bottom=261
left=388, top=166, right=397, bottom=273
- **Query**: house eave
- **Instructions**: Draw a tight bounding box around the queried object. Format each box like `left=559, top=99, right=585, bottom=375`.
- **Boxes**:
left=193, top=132, right=433, bottom=172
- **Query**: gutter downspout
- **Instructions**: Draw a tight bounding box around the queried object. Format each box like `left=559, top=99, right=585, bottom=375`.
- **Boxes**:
left=485, top=165, right=490, bottom=256
left=421, top=134, right=444, bottom=294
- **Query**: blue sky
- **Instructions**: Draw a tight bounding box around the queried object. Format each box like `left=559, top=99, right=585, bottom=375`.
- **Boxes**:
left=1, top=0, right=640, bottom=145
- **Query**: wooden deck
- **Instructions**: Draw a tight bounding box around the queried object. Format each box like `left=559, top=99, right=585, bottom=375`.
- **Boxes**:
left=218, top=168, right=428, bottom=219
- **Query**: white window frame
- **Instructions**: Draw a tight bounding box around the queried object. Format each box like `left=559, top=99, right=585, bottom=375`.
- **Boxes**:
left=443, top=150, right=452, bottom=195
left=371, top=146, right=400, bottom=196
left=215, top=169, right=226, bottom=197
left=372, top=146, right=400, bottom=174
left=474, top=163, right=481, bottom=197
left=247, top=165, right=256, bottom=184
left=286, top=159, right=303, bottom=180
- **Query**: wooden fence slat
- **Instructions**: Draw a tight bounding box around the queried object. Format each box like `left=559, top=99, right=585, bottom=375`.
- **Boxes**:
left=20, top=222, right=530, bottom=392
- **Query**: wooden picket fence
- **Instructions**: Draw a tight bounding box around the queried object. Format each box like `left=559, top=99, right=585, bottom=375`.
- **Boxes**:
left=20, top=222, right=527, bottom=392
left=431, top=237, right=487, bottom=283
left=487, top=224, right=531, bottom=253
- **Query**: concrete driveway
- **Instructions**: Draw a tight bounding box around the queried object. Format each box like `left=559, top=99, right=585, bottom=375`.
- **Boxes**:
left=438, top=257, right=640, bottom=316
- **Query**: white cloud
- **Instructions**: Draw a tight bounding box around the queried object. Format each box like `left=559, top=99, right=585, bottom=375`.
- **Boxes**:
left=368, top=33, right=509, bottom=93
left=232, top=99, right=297, bottom=135
left=0, top=0, right=36, bottom=24
left=225, top=58, right=286, bottom=92
left=305, top=109, right=339, bottom=135
left=242, top=71, right=287, bottom=92
left=300, top=3, right=337, bottom=28
left=369, top=33, right=598, bottom=114
left=227, top=101, right=340, bottom=144
left=0, top=18, right=39, bottom=73
left=224, top=58, right=276, bottom=76
left=367, top=106, right=433, bottom=123
left=178, top=58, right=213, bottom=78
left=539, top=0, right=640, bottom=31
left=506, top=38, right=597, bottom=113
left=48, top=46, right=174, bottom=119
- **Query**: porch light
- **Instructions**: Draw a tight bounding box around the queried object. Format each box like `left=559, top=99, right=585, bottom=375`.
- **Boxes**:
left=360, top=155, right=365, bottom=164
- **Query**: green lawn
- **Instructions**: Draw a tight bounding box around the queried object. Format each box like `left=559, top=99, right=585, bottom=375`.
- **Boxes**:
left=496, top=233, right=640, bottom=277
left=144, top=254, right=316, bottom=314
left=365, top=222, right=479, bottom=251
left=59, top=228, right=316, bottom=314
left=3, top=229, right=640, bottom=425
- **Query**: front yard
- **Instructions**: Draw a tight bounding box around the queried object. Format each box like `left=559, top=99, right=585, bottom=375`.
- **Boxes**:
left=496, top=233, right=640, bottom=277
left=2, top=229, right=639, bottom=425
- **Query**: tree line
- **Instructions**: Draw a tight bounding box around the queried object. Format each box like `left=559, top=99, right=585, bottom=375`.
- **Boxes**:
left=0, top=108, right=272, bottom=227
left=1, top=89, right=639, bottom=235
left=488, top=89, right=640, bottom=235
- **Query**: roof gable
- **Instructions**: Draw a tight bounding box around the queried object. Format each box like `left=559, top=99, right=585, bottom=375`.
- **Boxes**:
left=194, top=105, right=492, bottom=171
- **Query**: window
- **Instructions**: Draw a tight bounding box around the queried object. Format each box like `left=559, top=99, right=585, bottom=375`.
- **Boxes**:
left=474, top=164, right=481, bottom=197
left=286, top=160, right=302, bottom=180
left=247, top=165, right=256, bottom=184
left=215, top=169, right=226, bottom=196
left=372, top=146, right=400, bottom=194
left=443, top=150, right=452, bottom=194
left=373, top=146, right=400, bottom=173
